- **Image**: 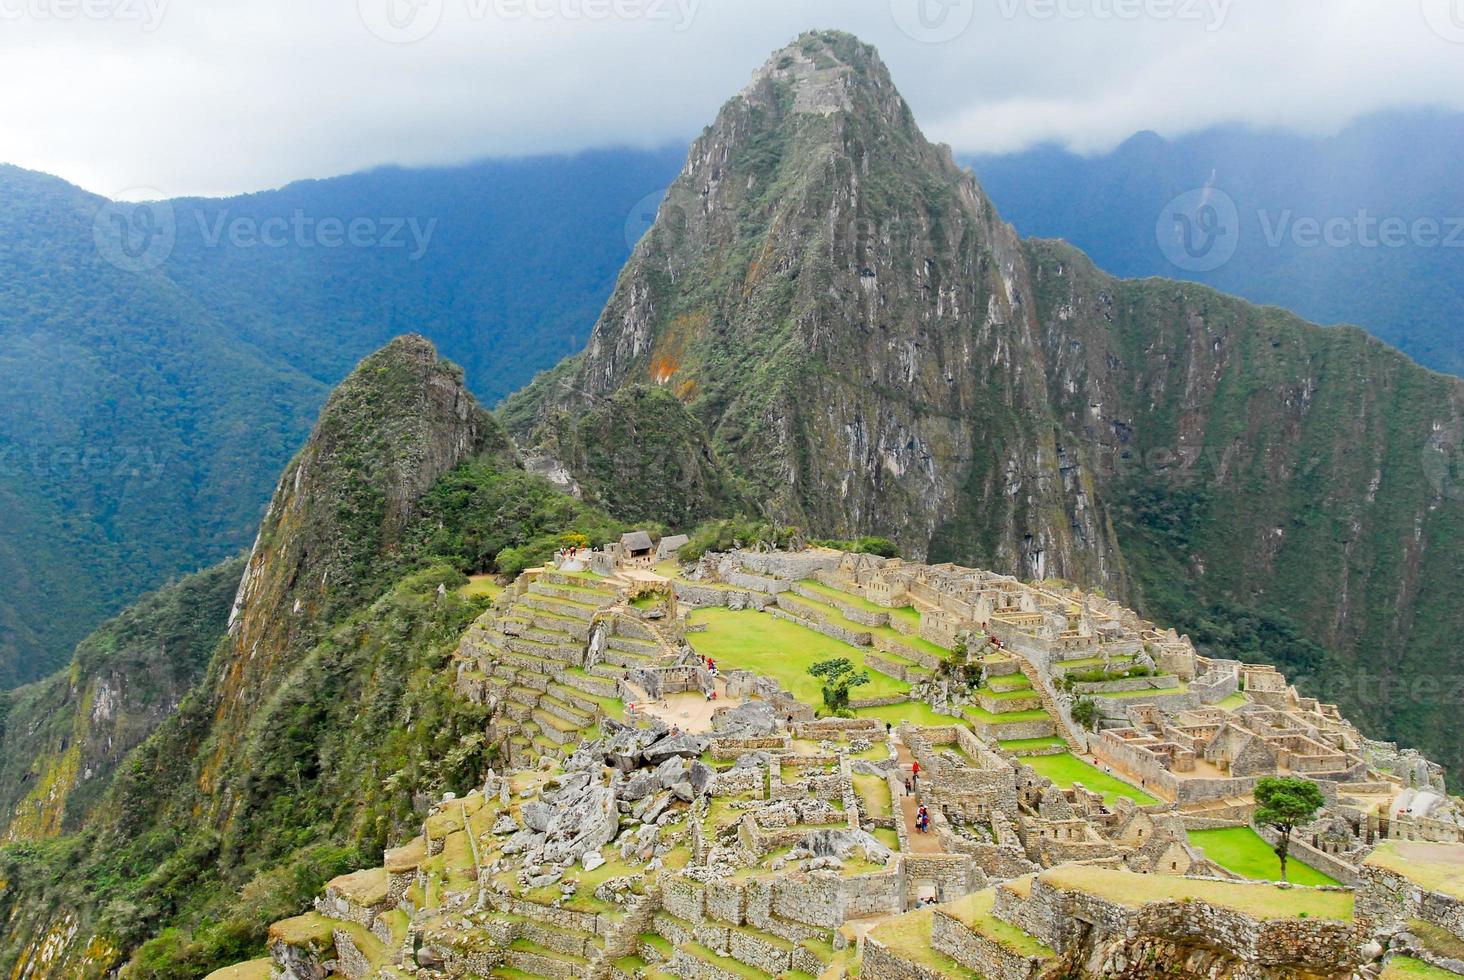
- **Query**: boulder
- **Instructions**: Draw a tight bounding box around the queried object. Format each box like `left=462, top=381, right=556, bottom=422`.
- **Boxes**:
left=643, top=734, right=710, bottom=765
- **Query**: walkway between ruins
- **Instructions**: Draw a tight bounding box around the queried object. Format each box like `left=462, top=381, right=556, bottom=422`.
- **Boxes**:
left=894, top=741, right=944, bottom=854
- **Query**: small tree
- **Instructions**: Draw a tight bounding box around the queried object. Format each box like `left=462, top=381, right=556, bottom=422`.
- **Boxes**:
left=1070, top=696, right=1100, bottom=731
left=808, top=658, right=870, bottom=716
left=1253, top=776, right=1325, bottom=881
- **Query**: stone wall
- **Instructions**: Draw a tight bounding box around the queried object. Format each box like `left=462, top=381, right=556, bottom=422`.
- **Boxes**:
left=1357, top=863, right=1464, bottom=940
left=930, top=908, right=1046, bottom=980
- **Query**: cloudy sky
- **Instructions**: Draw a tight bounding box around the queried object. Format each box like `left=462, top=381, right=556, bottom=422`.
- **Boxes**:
left=3, top=0, right=1463, bottom=198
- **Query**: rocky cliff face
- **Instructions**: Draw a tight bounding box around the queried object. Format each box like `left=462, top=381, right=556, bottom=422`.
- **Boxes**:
left=509, top=31, right=1122, bottom=588
left=510, top=30, right=1464, bottom=779
left=205, top=335, right=507, bottom=797
left=0, top=560, right=242, bottom=842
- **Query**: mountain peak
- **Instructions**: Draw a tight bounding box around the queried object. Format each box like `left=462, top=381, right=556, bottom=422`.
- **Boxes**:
left=737, top=31, right=906, bottom=126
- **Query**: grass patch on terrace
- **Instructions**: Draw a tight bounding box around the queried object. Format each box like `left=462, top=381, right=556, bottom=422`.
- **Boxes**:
left=1000, top=737, right=1066, bottom=754
left=460, top=574, right=503, bottom=601
left=854, top=773, right=893, bottom=818
left=868, top=910, right=978, bottom=977
left=1407, top=920, right=1464, bottom=963
left=686, top=608, right=910, bottom=704
left=887, top=605, right=921, bottom=628
left=1022, top=753, right=1158, bottom=806
left=1188, top=827, right=1341, bottom=886
left=873, top=827, right=900, bottom=850
left=798, top=579, right=889, bottom=613
left=944, top=889, right=1053, bottom=958
left=853, top=701, right=962, bottom=727
left=962, top=703, right=1052, bottom=725
left=1217, top=692, right=1249, bottom=710
left=203, top=959, right=275, bottom=980
left=1042, top=865, right=1354, bottom=921
left=1382, top=957, right=1464, bottom=979
left=1366, top=841, right=1464, bottom=899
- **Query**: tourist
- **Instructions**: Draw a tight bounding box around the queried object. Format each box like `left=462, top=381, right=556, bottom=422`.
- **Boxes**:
left=904, top=777, right=913, bottom=796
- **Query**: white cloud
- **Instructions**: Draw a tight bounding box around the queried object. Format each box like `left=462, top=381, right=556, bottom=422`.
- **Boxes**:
left=1, top=0, right=1462, bottom=197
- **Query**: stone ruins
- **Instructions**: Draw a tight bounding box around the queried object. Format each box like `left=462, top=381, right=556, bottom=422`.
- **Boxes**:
left=228, top=541, right=1464, bottom=979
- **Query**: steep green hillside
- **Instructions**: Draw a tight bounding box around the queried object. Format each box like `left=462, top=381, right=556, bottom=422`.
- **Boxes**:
left=0, top=338, right=621, bottom=978
left=0, top=148, right=680, bottom=688
left=0, top=560, right=243, bottom=842
left=1025, top=240, right=1464, bottom=774
left=0, top=165, right=324, bottom=688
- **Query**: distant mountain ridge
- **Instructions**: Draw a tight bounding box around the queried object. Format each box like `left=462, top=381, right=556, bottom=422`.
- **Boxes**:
left=0, top=148, right=681, bottom=686
left=4, top=102, right=1463, bottom=700
left=964, top=109, right=1464, bottom=378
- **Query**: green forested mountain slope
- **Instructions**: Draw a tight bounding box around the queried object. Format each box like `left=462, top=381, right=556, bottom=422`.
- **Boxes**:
left=0, top=149, right=678, bottom=687
left=0, top=559, right=244, bottom=840
left=0, top=165, right=326, bottom=689
left=508, top=31, right=1464, bottom=779
left=0, top=337, right=622, bottom=978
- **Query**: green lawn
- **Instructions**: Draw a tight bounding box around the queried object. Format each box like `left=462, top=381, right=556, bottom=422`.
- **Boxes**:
left=459, top=575, right=503, bottom=600
left=1022, top=753, right=1159, bottom=806
left=1188, top=827, right=1341, bottom=886
left=1043, top=865, right=1354, bottom=921
left=1382, top=957, right=1463, bottom=979
left=686, top=608, right=910, bottom=705
left=853, top=701, right=963, bottom=727
left=854, top=773, right=893, bottom=819
left=1216, top=692, right=1249, bottom=710
left=999, top=737, right=1066, bottom=754
left=962, top=703, right=1052, bottom=725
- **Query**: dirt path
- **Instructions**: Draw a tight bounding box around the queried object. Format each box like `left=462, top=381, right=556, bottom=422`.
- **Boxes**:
left=894, top=742, right=943, bottom=854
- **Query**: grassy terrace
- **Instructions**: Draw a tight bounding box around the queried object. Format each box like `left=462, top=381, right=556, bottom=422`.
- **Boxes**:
left=1000, top=736, right=1066, bottom=754
left=787, top=585, right=951, bottom=661
left=460, top=575, right=504, bottom=601
left=854, top=772, right=893, bottom=818
left=1022, top=753, right=1159, bottom=806
left=1188, top=827, right=1341, bottom=886
left=868, top=909, right=978, bottom=977
left=962, top=703, right=1051, bottom=725
left=1217, top=692, right=1249, bottom=710
left=944, top=889, right=1053, bottom=958
left=1382, top=957, right=1464, bottom=979
left=853, top=701, right=962, bottom=727
left=1367, top=841, right=1464, bottom=899
left=1041, top=865, right=1355, bottom=921
left=687, top=608, right=911, bottom=703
